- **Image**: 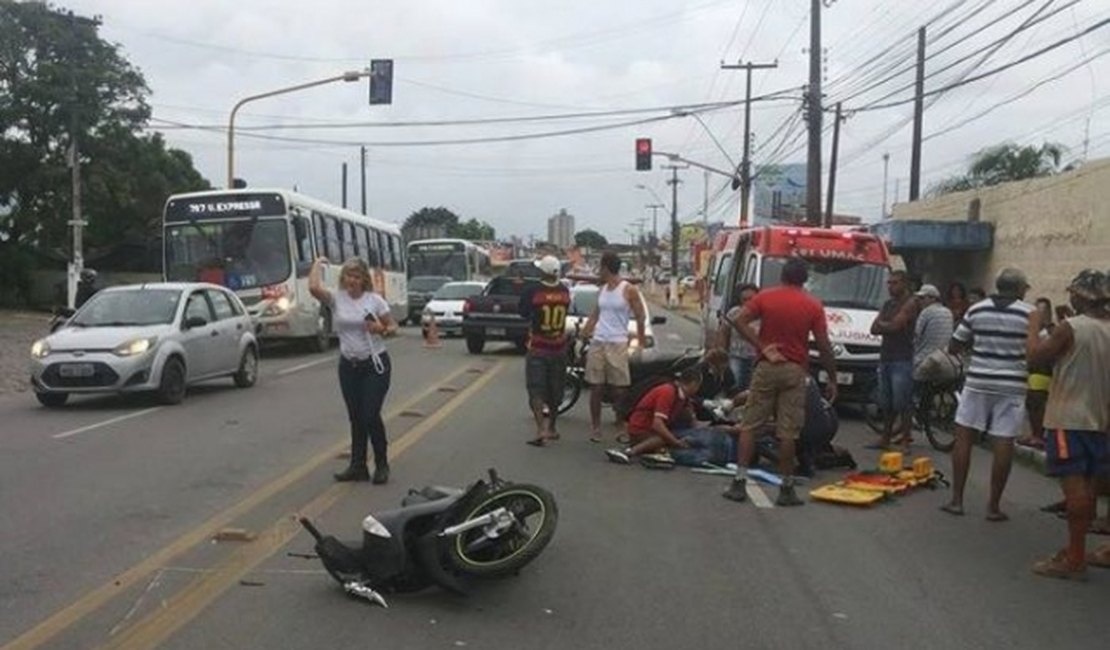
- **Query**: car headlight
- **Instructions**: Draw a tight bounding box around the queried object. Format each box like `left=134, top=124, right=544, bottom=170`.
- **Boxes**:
left=31, top=339, right=51, bottom=359
left=114, top=337, right=156, bottom=357
left=361, top=514, right=391, bottom=538
left=275, top=296, right=292, bottom=312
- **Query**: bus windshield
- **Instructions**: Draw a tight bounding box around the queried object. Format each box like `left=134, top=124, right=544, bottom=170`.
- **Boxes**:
left=761, top=257, right=888, bottom=311
left=408, top=245, right=467, bottom=280
left=165, top=219, right=290, bottom=290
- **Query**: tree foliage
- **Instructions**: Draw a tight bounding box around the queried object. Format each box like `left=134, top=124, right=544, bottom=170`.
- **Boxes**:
left=402, top=206, right=494, bottom=241
left=574, top=228, right=608, bottom=249
left=0, top=1, right=209, bottom=256
left=929, top=142, right=1067, bottom=197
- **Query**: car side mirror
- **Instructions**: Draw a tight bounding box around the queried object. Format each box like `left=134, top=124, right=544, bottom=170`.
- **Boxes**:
left=295, top=261, right=312, bottom=278
left=184, top=316, right=208, bottom=330
left=651, top=315, right=667, bottom=325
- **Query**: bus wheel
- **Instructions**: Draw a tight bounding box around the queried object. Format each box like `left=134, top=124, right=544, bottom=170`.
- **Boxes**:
left=466, top=336, right=485, bottom=355
left=309, top=310, right=332, bottom=353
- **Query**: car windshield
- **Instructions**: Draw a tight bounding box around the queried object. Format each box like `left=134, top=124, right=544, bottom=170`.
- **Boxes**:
left=434, top=283, right=483, bottom=300
left=761, top=257, right=888, bottom=310
left=408, top=249, right=467, bottom=280
left=71, top=289, right=182, bottom=327
left=410, top=276, right=452, bottom=293
left=164, top=219, right=291, bottom=290
left=569, top=288, right=598, bottom=316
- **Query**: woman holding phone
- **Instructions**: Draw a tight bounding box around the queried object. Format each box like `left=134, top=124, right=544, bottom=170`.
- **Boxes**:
left=309, top=256, right=397, bottom=483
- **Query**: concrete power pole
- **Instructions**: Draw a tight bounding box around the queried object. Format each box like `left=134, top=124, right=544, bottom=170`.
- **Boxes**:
left=341, top=162, right=348, bottom=209
left=909, top=26, right=926, bottom=201
left=805, top=0, right=824, bottom=225
left=360, top=146, right=368, bottom=215
left=881, top=152, right=890, bottom=219
left=720, top=60, right=777, bottom=226
left=825, top=102, right=845, bottom=228
left=664, top=164, right=685, bottom=307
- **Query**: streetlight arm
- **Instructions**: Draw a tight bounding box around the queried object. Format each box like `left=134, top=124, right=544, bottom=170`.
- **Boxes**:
left=227, top=71, right=367, bottom=187
left=652, top=151, right=737, bottom=181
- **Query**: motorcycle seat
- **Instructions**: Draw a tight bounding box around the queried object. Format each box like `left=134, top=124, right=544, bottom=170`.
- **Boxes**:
left=401, top=485, right=464, bottom=507
left=376, top=493, right=465, bottom=538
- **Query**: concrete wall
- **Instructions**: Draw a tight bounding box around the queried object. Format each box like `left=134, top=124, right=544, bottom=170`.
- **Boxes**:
left=891, top=159, right=1110, bottom=305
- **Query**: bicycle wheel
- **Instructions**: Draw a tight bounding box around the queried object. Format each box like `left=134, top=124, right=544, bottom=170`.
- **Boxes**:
left=922, top=385, right=959, bottom=453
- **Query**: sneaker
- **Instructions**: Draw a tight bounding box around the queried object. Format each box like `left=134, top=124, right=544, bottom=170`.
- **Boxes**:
left=722, top=478, right=748, bottom=502
left=776, top=482, right=805, bottom=507
left=1032, top=551, right=1087, bottom=581
left=605, top=449, right=632, bottom=465
left=639, top=453, right=676, bottom=470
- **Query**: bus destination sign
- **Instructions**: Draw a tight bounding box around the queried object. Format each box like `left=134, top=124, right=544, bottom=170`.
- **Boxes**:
left=165, top=193, right=286, bottom=222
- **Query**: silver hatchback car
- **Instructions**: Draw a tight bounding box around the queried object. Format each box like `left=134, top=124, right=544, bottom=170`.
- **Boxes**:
left=30, top=283, right=258, bottom=407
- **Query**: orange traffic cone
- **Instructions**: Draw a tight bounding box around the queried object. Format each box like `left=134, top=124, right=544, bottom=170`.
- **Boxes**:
left=422, top=314, right=442, bottom=349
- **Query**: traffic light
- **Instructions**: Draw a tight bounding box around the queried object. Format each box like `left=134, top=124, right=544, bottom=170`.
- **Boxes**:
left=635, top=138, right=652, bottom=171
left=369, top=59, right=394, bottom=105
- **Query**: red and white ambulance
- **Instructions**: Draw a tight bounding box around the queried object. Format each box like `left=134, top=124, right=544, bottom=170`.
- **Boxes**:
left=702, top=225, right=892, bottom=403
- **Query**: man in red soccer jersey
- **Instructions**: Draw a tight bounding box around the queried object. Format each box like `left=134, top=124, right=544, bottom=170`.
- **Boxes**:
left=520, top=256, right=572, bottom=446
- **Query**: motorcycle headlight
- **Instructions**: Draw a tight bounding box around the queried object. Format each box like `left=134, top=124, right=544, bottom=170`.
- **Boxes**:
left=114, top=337, right=156, bottom=357
left=31, top=339, right=51, bottom=359
left=361, top=514, right=391, bottom=538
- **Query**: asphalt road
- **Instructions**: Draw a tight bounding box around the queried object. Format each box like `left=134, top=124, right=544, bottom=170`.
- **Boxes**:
left=0, top=310, right=1105, bottom=650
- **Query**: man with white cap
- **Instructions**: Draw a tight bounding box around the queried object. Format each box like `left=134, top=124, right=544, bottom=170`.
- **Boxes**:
left=912, top=283, right=954, bottom=379
left=520, top=255, right=572, bottom=446
left=941, top=267, right=1035, bottom=521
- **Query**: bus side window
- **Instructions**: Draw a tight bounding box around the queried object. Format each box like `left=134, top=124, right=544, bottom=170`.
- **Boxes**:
left=388, top=235, right=402, bottom=271
left=312, top=212, right=327, bottom=258
left=356, top=226, right=375, bottom=265
left=324, top=216, right=342, bottom=261
left=293, top=215, right=312, bottom=275
left=341, top=222, right=357, bottom=261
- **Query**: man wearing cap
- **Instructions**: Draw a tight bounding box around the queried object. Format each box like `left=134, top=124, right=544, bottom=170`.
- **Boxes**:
left=520, top=256, right=572, bottom=446
left=942, top=268, right=1035, bottom=521
left=1026, top=269, right=1110, bottom=580
left=870, top=270, right=920, bottom=449
left=912, top=284, right=955, bottom=379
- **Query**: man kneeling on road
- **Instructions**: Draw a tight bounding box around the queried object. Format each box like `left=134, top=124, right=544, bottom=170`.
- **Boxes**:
left=605, top=368, right=734, bottom=468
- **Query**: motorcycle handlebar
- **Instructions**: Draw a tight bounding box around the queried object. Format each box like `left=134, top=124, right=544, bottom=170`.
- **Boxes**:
left=298, top=517, right=324, bottom=542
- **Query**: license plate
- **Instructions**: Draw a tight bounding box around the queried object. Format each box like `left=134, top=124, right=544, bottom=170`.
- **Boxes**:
left=59, top=363, right=95, bottom=378
left=488, top=328, right=506, bottom=337
left=819, top=370, right=854, bottom=385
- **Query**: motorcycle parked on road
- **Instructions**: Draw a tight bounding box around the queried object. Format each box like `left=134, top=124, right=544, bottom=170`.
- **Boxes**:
left=299, top=469, right=558, bottom=607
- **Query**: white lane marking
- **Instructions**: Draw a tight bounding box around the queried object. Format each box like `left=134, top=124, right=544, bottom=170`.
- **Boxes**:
left=52, top=407, right=163, bottom=440
left=665, top=333, right=682, bottom=341
left=746, top=482, right=775, bottom=509
left=276, top=355, right=336, bottom=376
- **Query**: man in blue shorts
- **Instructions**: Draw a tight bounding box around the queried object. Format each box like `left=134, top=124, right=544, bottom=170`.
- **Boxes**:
left=1026, top=269, right=1110, bottom=580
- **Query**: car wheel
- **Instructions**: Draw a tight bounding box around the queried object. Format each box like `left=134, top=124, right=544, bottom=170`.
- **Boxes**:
left=157, top=357, right=187, bottom=405
left=233, top=346, right=259, bottom=388
left=36, top=391, right=68, bottom=408
left=308, top=310, right=332, bottom=353
left=466, top=336, right=485, bottom=354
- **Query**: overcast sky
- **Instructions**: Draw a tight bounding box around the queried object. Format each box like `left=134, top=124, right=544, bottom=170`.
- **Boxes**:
left=62, top=0, right=1110, bottom=243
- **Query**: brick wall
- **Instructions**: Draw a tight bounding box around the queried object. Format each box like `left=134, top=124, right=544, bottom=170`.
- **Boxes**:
left=891, top=159, right=1110, bottom=305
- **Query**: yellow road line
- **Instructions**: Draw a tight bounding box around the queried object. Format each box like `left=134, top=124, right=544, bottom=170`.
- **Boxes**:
left=2, top=362, right=482, bottom=650
left=99, top=360, right=505, bottom=650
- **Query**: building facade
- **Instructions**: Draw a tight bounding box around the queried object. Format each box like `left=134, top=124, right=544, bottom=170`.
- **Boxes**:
left=547, top=208, right=576, bottom=250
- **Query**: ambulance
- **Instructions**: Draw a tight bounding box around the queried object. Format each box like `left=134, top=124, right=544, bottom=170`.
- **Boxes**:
left=702, top=226, right=892, bottom=404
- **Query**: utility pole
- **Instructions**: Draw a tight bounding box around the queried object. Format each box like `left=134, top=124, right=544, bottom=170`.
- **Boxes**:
left=360, top=146, right=367, bottom=216
left=909, top=26, right=926, bottom=201
left=702, top=170, right=710, bottom=224
left=805, top=0, right=824, bottom=225
left=720, top=60, right=778, bottom=226
left=663, top=164, right=686, bottom=307
left=645, top=203, right=664, bottom=242
left=881, top=152, right=890, bottom=219
left=67, top=134, right=84, bottom=310
left=341, top=162, right=348, bottom=209
left=825, top=102, right=845, bottom=228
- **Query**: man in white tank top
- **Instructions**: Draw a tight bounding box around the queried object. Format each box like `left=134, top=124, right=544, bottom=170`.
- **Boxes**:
left=582, top=252, right=646, bottom=442
left=1026, top=269, right=1110, bottom=580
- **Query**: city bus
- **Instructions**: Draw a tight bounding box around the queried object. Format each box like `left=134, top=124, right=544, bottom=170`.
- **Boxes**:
left=406, top=238, right=492, bottom=283
left=162, top=189, right=407, bottom=351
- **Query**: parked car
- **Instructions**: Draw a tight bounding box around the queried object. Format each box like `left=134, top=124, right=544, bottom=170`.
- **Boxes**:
left=421, top=281, right=487, bottom=337
left=406, top=275, right=453, bottom=324
left=29, top=283, right=258, bottom=407
left=564, top=284, right=666, bottom=350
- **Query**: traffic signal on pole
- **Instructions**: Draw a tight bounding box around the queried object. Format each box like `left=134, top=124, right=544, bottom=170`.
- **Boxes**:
left=635, top=138, right=652, bottom=171
left=369, top=59, right=394, bottom=105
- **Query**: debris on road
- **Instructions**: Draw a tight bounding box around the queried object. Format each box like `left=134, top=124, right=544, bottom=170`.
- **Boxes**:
left=213, top=528, right=257, bottom=542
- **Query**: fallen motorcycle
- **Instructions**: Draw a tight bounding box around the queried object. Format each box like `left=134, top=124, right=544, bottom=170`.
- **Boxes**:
left=299, top=469, right=557, bottom=607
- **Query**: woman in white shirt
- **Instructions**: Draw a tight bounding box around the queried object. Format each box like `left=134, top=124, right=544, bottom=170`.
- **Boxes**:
left=309, top=256, right=397, bottom=483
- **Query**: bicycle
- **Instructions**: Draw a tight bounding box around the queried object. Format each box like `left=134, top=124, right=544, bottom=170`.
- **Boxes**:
left=865, top=375, right=963, bottom=453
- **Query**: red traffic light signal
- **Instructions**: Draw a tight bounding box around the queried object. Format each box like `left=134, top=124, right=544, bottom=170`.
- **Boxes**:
left=635, top=138, right=652, bottom=171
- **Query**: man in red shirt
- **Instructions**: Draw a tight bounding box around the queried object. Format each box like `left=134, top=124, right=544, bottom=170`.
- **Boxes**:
left=605, top=367, right=704, bottom=467
left=722, top=258, right=838, bottom=506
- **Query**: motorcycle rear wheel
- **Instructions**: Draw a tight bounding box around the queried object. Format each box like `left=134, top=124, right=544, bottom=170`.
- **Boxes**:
left=446, top=484, right=558, bottom=579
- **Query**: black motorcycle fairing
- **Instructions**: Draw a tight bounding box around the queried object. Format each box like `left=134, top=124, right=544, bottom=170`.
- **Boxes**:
left=374, top=493, right=465, bottom=538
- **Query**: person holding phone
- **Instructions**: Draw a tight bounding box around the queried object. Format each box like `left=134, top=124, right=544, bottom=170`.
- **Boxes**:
left=309, top=256, right=397, bottom=483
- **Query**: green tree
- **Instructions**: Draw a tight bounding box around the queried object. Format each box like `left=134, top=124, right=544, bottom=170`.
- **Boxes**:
left=402, top=206, right=460, bottom=240
left=452, top=218, right=495, bottom=241
left=930, top=142, right=1067, bottom=196
left=574, top=228, right=608, bottom=249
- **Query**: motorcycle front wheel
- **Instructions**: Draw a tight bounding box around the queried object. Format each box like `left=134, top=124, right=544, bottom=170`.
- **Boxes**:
left=557, top=374, right=583, bottom=415
left=446, top=484, right=558, bottom=579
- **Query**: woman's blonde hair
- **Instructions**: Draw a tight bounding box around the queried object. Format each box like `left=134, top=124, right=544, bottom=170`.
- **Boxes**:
left=339, top=257, right=374, bottom=293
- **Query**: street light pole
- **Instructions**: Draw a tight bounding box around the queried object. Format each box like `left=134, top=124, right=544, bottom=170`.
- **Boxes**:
left=227, top=70, right=364, bottom=188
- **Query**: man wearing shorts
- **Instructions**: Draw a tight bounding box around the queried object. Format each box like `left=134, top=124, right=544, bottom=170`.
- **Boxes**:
left=520, top=256, right=571, bottom=446
left=722, top=258, right=838, bottom=507
left=1026, top=269, right=1110, bottom=580
left=942, top=268, right=1034, bottom=520
left=582, top=251, right=646, bottom=442
left=870, top=270, right=919, bottom=449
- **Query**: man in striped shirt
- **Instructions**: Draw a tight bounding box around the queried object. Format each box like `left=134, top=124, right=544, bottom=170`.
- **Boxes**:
left=941, top=268, right=1035, bottom=521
